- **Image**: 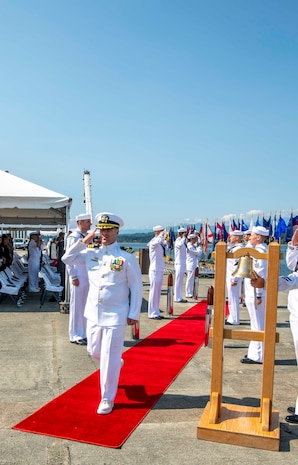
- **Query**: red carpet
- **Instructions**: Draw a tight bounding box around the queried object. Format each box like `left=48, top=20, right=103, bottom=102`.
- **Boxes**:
left=13, top=301, right=207, bottom=448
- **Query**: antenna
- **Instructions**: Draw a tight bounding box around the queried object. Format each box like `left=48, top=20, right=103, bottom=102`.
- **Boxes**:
left=83, top=170, right=93, bottom=220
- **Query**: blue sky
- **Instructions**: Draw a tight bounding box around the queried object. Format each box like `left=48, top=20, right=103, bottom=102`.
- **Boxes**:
left=1, top=0, right=297, bottom=231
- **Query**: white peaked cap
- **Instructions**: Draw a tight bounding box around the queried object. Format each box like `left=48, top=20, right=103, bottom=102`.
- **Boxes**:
left=178, top=227, right=187, bottom=233
left=95, top=212, right=124, bottom=228
left=252, top=226, right=269, bottom=236
left=153, top=225, right=164, bottom=232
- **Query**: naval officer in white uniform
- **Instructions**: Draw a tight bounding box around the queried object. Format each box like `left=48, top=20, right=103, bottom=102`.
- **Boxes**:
left=62, top=212, right=143, bottom=415
left=225, top=229, right=244, bottom=325
left=174, top=227, right=187, bottom=303
left=147, top=225, right=167, bottom=319
left=185, top=233, right=202, bottom=298
left=66, top=213, right=91, bottom=345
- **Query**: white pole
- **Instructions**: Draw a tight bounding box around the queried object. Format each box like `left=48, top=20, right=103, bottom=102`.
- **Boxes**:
left=83, top=170, right=93, bottom=221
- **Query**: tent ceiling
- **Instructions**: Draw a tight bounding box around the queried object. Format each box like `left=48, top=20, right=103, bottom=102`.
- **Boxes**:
left=0, top=170, right=72, bottom=230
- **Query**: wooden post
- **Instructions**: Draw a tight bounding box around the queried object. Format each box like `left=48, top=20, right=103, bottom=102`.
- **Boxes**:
left=209, top=241, right=226, bottom=422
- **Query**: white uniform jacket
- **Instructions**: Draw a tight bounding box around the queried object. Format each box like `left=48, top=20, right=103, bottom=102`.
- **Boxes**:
left=174, top=236, right=187, bottom=266
left=66, top=229, right=89, bottom=285
left=244, top=243, right=268, bottom=299
left=186, top=243, right=202, bottom=271
left=62, top=240, right=143, bottom=326
left=148, top=234, right=166, bottom=272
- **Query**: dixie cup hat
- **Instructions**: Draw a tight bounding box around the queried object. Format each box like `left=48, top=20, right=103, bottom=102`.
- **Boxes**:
left=178, top=227, right=187, bottom=233
left=76, top=213, right=92, bottom=221
left=152, top=225, right=164, bottom=232
left=187, top=233, right=196, bottom=239
left=251, top=226, right=269, bottom=237
left=229, top=230, right=244, bottom=236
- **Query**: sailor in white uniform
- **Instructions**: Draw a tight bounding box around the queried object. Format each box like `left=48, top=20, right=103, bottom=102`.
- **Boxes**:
left=147, top=225, right=167, bottom=320
left=66, top=213, right=91, bottom=345
left=241, top=226, right=269, bottom=364
left=27, top=232, right=42, bottom=292
left=251, top=227, right=298, bottom=422
left=62, top=212, right=142, bottom=415
left=174, top=227, right=187, bottom=302
left=185, top=233, right=202, bottom=298
left=225, top=230, right=244, bottom=325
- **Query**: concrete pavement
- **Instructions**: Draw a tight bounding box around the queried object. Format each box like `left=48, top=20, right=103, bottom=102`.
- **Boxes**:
left=1, top=270, right=298, bottom=465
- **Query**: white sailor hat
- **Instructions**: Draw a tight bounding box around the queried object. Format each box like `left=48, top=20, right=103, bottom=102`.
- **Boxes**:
left=178, top=227, right=187, bottom=233
left=244, top=230, right=251, bottom=235
left=76, top=213, right=92, bottom=221
left=229, top=230, right=243, bottom=236
left=153, top=225, right=164, bottom=232
left=188, top=233, right=197, bottom=239
left=95, top=212, right=124, bottom=229
left=252, top=226, right=269, bottom=236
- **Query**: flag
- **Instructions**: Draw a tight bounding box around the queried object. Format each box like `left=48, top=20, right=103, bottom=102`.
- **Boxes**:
left=187, top=225, right=195, bottom=234
left=207, top=223, right=213, bottom=244
left=241, top=219, right=249, bottom=231
left=273, top=214, right=277, bottom=238
left=168, top=227, right=176, bottom=249
left=274, top=215, right=287, bottom=240
left=232, top=219, right=238, bottom=231
left=213, top=222, right=223, bottom=250
left=256, top=216, right=261, bottom=226
left=263, top=216, right=272, bottom=236
left=222, top=222, right=228, bottom=242
left=199, top=223, right=207, bottom=253
left=215, top=222, right=223, bottom=240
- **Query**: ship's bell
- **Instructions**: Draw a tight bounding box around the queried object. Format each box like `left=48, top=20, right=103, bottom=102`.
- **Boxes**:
left=232, top=253, right=257, bottom=279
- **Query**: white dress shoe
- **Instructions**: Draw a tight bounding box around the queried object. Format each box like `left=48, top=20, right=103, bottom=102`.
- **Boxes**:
left=97, top=399, right=114, bottom=415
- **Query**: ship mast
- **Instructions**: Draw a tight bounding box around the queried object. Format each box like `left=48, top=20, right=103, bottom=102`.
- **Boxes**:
left=83, top=170, right=93, bottom=220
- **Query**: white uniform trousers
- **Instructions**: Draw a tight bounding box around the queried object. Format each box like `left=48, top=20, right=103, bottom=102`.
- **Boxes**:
left=174, top=264, right=185, bottom=301
left=246, top=296, right=265, bottom=363
left=226, top=280, right=242, bottom=325
left=87, top=321, right=126, bottom=402
left=148, top=269, right=163, bottom=318
left=28, top=257, right=40, bottom=291
left=185, top=269, right=195, bottom=297
left=69, top=280, right=88, bottom=342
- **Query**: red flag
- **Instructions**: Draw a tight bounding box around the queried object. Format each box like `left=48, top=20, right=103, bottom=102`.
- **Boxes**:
left=206, top=223, right=213, bottom=243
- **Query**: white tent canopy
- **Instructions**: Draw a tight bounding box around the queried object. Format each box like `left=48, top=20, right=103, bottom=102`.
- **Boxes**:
left=0, top=170, right=72, bottom=229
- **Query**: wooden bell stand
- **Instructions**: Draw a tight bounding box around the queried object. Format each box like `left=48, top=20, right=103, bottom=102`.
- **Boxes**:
left=197, top=241, right=282, bottom=450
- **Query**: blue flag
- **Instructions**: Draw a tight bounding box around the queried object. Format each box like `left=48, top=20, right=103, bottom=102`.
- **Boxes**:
left=241, top=219, right=249, bottom=231
left=274, top=215, right=287, bottom=240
